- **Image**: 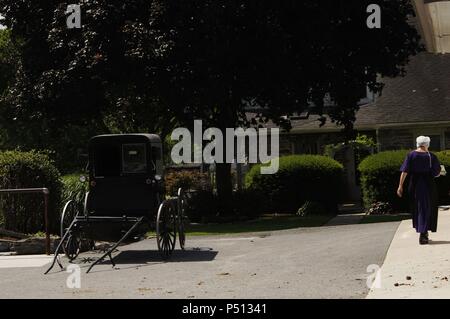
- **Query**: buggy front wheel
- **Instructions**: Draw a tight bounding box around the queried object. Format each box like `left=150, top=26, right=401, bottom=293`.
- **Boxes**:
left=60, top=200, right=81, bottom=261
left=156, top=199, right=177, bottom=258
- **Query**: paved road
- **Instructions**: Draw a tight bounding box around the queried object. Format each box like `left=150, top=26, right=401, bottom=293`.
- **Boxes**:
left=0, top=222, right=399, bottom=298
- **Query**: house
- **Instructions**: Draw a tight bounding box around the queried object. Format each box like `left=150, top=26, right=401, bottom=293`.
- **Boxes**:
left=277, top=51, right=450, bottom=155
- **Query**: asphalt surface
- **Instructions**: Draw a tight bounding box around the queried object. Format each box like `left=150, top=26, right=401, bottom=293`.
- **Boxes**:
left=0, top=221, right=400, bottom=298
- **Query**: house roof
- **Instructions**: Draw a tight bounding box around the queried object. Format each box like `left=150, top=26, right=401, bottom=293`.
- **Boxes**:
left=250, top=52, right=450, bottom=133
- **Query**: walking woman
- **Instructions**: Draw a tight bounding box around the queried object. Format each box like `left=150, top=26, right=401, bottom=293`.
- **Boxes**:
left=397, top=136, right=442, bottom=245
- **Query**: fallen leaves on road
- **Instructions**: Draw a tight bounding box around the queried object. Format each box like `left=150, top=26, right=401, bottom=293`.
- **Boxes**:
left=137, top=287, right=152, bottom=294
left=394, top=282, right=413, bottom=287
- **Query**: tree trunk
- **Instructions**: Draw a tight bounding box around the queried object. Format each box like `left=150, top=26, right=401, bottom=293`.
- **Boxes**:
left=215, top=162, right=233, bottom=215
left=215, top=102, right=237, bottom=215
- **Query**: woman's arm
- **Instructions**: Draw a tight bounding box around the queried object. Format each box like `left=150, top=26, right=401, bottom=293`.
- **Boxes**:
left=431, top=154, right=441, bottom=177
left=397, top=172, right=408, bottom=197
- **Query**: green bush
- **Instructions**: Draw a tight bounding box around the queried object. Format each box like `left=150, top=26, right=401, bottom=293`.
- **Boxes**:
left=358, top=150, right=407, bottom=211
left=366, top=202, right=394, bottom=215
left=185, top=190, right=219, bottom=223
left=438, top=150, right=450, bottom=157
left=165, top=170, right=211, bottom=196
left=245, top=155, right=344, bottom=214
left=0, top=150, right=62, bottom=234
left=61, top=174, right=88, bottom=208
left=436, top=151, right=450, bottom=205
left=359, top=150, right=450, bottom=211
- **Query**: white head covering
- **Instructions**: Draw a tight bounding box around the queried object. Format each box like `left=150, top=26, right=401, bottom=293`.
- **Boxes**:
left=416, top=136, right=431, bottom=148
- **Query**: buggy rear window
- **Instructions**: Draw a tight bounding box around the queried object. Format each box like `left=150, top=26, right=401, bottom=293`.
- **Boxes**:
left=122, top=143, right=147, bottom=174
left=93, top=145, right=121, bottom=177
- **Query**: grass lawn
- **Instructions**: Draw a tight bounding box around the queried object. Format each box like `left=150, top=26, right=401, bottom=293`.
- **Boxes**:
left=146, top=214, right=332, bottom=237
left=183, top=214, right=333, bottom=236
left=359, top=214, right=411, bottom=224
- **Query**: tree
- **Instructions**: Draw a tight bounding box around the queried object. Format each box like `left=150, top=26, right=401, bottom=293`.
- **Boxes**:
left=0, top=28, right=19, bottom=147
left=0, top=1, right=170, bottom=171
left=152, top=0, right=423, bottom=206
left=0, top=1, right=422, bottom=208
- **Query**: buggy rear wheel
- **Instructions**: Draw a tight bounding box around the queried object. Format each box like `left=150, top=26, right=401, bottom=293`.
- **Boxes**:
left=60, top=200, right=81, bottom=261
left=177, top=188, right=187, bottom=250
left=156, top=199, right=177, bottom=258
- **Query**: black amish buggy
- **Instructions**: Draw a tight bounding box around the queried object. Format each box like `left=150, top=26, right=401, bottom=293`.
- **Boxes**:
left=45, top=134, right=187, bottom=274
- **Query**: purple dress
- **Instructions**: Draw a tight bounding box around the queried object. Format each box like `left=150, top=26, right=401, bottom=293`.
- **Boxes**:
left=400, top=151, right=441, bottom=233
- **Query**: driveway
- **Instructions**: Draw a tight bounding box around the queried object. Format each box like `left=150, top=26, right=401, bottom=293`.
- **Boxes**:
left=0, top=221, right=399, bottom=298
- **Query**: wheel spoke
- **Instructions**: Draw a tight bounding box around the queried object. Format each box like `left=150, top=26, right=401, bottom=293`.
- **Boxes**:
left=157, top=199, right=179, bottom=257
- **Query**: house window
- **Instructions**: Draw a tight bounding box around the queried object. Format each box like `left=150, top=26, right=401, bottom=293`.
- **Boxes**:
left=93, top=145, right=121, bottom=177
left=428, top=135, right=442, bottom=151
left=293, top=141, right=318, bottom=155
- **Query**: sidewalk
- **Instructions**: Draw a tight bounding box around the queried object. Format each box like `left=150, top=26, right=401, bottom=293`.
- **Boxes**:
left=367, top=209, right=450, bottom=298
left=0, top=254, right=53, bottom=269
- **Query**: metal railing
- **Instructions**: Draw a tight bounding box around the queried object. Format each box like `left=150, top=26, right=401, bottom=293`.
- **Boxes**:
left=0, top=188, right=50, bottom=255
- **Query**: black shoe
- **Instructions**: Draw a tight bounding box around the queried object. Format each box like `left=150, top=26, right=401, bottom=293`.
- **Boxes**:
left=419, top=233, right=429, bottom=245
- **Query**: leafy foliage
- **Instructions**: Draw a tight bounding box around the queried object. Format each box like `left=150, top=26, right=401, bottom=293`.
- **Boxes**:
left=61, top=173, right=88, bottom=208
left=246, top=155, right=344, bottom=214
left=297, top=201, right=330, bottom=217
left=0, top=150, right=62, bottom=233
left=436, top=151, right=450, bottom=205
left=164, top=170, right=211, bottom=196
left=0, top=29, right=17, bottom=95
left=184, top=190, right=219, bottom=223
left=366, top=201, right=394, bottom=215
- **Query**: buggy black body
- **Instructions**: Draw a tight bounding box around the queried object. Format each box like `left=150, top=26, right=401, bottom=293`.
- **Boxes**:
left=85, top=134, right=164, bottom=241
left=45, top=134, right=187, bottom=274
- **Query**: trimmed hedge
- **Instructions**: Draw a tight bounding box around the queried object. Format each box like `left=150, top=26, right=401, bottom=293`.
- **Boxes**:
left=359, top=150, right=450, bottom=211
left=436, top=151, right=450, bottom=205
left=0, top=150, right=62, bottom=234
left=245, top=155, right=344, bottom=214
left=185, top=189, right=266, bottom=223
left=185, top=190, right=219, bottom=223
